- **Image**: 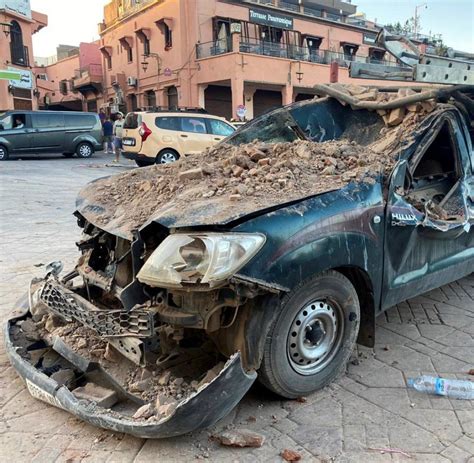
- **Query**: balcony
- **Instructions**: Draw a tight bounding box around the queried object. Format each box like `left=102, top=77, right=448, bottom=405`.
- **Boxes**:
left=196, top=38, right=403, bottom=69
left=73, top=64, right=103, bottom=95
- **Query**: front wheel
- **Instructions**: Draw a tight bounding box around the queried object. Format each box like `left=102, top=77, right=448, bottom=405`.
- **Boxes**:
left=0, top=145, right=9, bottom=161
left=258, top=270, right=360, bottom=398
left=76, top=142, right=94, bottom=158
left=156, top=150, right=179, bottom=164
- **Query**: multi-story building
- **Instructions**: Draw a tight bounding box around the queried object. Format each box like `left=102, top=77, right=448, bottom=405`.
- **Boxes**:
left=98, top=0, right=415, bottom=120
left=0, top=0, right=47, bottom=111
left=35, top=42, right=103, bottom=112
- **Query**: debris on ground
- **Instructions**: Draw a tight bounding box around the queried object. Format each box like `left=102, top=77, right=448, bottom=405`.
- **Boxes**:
left=215, top=429, right=266, bottom=448
left=281, top=449, right=302, bottom=461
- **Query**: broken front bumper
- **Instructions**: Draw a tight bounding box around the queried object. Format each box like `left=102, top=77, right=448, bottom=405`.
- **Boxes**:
left=4, top=291, right=257, bottom=439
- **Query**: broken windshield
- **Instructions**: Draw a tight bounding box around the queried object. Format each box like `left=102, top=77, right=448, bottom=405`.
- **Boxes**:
left=226, top=98, right=384, bottom=147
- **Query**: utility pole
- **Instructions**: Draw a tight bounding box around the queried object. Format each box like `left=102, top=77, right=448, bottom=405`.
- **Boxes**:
left=414, top=3, right=428, bottom=38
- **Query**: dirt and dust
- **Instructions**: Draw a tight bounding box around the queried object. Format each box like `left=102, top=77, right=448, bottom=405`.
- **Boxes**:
left=80, top=108, right=424, bottom=235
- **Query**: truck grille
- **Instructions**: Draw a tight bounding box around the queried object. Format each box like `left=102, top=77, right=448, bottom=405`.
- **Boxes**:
left=40, top=281, right=154, bottom=338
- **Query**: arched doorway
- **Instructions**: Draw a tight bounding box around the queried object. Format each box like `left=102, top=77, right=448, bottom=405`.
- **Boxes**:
left=144, top=90, right=156, bottom=109
left=167, top=86, right=178, bottom=110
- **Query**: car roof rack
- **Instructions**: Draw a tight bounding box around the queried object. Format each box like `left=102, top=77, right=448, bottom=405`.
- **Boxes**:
left=140, top=106, right=208, bottom=114
left=349, top=29, right=474, bottom=85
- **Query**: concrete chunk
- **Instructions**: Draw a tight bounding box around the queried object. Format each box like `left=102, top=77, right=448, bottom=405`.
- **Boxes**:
left=72, top=382, right=118, bottom=408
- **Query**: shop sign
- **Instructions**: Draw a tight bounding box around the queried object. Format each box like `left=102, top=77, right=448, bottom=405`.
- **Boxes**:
left=163, top=67, right=173, bottom=77
left=0, top=0, right=31, bottom=19
left=363, top=32, right=377, bottom=45
left=8, top=66, right=33, bottom=89
left=249, top=8, right=293, bottom=30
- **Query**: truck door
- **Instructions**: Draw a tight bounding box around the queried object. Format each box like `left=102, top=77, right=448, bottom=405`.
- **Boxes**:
left=31, top=113, right=65, bottom=152
left=382, top=112, right=474, bottom=309
left=177, top=116, right=213, bottom=155
left=1, top=113, right=32, bottom=152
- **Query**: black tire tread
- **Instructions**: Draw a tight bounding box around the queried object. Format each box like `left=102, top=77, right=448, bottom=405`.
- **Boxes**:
left=258, top=270, right=359, bottom=398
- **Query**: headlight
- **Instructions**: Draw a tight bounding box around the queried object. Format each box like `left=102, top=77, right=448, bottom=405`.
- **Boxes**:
left=137, top=233, right=266, bottom=288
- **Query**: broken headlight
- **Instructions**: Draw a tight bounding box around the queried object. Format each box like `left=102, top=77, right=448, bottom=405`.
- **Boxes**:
left=137, top=233, right=265, bottom=288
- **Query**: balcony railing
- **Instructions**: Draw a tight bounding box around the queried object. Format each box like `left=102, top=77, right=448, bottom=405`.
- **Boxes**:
left=196, top=37, right=404, bottom=69
left=196, top=39, right=232, bottom=59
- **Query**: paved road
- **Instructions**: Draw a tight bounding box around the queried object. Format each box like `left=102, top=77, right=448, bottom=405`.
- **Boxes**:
left=0, top=155, right=473, bottom=462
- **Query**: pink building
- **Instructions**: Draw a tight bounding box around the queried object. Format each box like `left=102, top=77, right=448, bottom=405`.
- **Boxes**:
left=0, top=1, right=47, bottom=111
left=35, top=42, right=103, bottom=112
left=98, top=0, right=416, bottom=120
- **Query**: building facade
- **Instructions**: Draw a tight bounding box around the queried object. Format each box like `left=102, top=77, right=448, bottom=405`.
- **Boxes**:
left=35, top=42, right=103, bottom=112
left=0, top=0, right=47, bottom=111
left=98, top=0, right=417, bottom=120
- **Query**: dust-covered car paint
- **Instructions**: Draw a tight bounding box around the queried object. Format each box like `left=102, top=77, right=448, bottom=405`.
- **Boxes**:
left=5, top=85, right=474, bottom=438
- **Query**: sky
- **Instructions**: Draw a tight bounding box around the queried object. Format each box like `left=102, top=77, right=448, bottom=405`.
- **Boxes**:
left=30, top=0, right=474, bottom=57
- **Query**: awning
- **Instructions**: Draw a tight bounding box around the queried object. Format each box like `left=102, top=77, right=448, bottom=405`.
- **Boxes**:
left=156, top=17, right=174, bottom=30
left=368, top=46, right=386, bottom=53
left=119, top=36, right=134, bottom=49
left=340, top=42, right=359, bottom=49
left=99, top=46, right=113, bottom=57
left=135, top=27, right=152, bottom=41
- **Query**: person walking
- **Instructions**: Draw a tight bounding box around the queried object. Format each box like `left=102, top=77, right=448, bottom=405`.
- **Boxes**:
left=113, top=113, right=124, bottom=163
left=98, top=108, right=106, bottom=126
left=102, top=117, right=114, bottom=154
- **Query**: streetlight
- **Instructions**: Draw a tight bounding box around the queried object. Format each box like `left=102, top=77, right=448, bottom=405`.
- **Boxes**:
left=414, top=3, right=428, bottom=38
left=141, top=53, right=161, bottom=107
left=1, top=21, right=12, bottom=37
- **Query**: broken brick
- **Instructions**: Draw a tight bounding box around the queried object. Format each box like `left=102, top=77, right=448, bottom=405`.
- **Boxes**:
left=281, top=449, right=302, bottom=462
left=178, top=168, right=203, bottom=181
left=133, top=403, right=153, bottom=420
left=73, top=382, right=118, bottom=408
left=216, top=429, right=265, bottom=448
left=387, top=107, right=406, bottom=126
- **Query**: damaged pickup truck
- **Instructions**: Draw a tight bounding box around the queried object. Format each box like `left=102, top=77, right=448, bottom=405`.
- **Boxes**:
left=5, top=84, right=474, bottom=438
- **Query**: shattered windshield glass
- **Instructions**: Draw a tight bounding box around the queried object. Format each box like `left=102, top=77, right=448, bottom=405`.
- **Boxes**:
left=226, top=98, right=383, bottom=147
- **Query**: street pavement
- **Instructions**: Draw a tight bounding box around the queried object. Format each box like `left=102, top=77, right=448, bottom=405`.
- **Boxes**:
left=0, top=154, right=473, bottom=462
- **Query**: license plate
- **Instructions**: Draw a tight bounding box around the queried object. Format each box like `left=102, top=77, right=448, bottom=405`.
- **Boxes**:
left=26, top=378, right=64, bottom=409
left=122, top=138, right=135, bottom=146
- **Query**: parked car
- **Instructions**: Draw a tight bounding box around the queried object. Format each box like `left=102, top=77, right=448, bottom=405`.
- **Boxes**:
left=0, top=110, right=103, bottom=160
left=121, top=108, right=235, bottom=167
left=5, top=84, right=474, bottom=438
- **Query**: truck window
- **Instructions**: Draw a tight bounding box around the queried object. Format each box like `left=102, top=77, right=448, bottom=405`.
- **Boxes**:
left=208, top=119, right=235, bottom=137
left=181, top=117, right=207, bottom=134
left=32, top=114, right=64, bottom=128
left=155, top=117, right=180, bottom=131
left=124, top=113, right=141, bottom=129
left=68, top=114, right=96, bottom=128
left=0, top=115, right=13, bottom=130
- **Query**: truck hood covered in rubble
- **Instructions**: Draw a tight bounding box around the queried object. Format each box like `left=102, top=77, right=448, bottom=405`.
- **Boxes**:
left=76, top=95, right=439, bottom=239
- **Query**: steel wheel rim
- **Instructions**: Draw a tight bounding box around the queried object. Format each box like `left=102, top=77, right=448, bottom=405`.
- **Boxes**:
left=80, top=145, right=91, bottom=157
left=0, top=149, right=5, bottom=160
left=160, top=152, right=177, bottom=164
left=287, top=300, right=344, bottom=375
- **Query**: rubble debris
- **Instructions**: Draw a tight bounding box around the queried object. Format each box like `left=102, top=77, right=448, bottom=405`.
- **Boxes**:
left=296, top=397, right=307, bottom=403
left=281, top=449, right=302, bottom=462
left=51, top=369, right=75, bottom=387
left=17, top=319, right=41, bottom=341
left=216, top=429, right=266, bottom=448
left=72, top=382, right=118, bottom=408
left=81, top=126, right=420, bottom=235
left=133, top=403, right=154, bottom=420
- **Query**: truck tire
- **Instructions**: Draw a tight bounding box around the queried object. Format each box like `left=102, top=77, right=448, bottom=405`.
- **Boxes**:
left=258, top=270, right=360, bottom=398
left=0, top=145, right=9, bottom=161
left=76, top=142, right=94, bottom=158
left=156, top=149, right=179, bottom=164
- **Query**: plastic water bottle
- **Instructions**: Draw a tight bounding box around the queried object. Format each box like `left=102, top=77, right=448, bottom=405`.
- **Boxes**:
left=407, top=375, right=474, bottom=400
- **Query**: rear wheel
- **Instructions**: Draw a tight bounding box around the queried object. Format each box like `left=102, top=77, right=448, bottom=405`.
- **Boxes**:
left=62, top=153, right=74, bottom=158
left=258, top=271, right=360, bottom=398
left=76, top=142, right=93, bottom=158
left=0, top=145, right=9, bottom=161
left=156, top=149, right=179, bottom=164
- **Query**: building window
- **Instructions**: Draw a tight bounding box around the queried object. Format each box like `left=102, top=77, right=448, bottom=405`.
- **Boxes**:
left=10, top=20, right=27, bottom=66
left=144, top=37, right=150, bottom=56
left=107, top=55, right=112, bottom=70
left=164, top=23, right=172, bottom=49
left=341, top=43, right=359, bottom=61
left=129, top=94, right=138, bottom=112
left=145, top=90, right=156, bottom=108
left=127, top=46, right=133, bottom=62
left=167, top=86, right=178, bottom=110
left=59, top=80, right=68, bottom=95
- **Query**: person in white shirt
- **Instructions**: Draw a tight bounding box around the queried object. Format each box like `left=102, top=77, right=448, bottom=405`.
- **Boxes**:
left=113, top=113, right=124, bottom=163
left=14, top=118, right=24, bottom=129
